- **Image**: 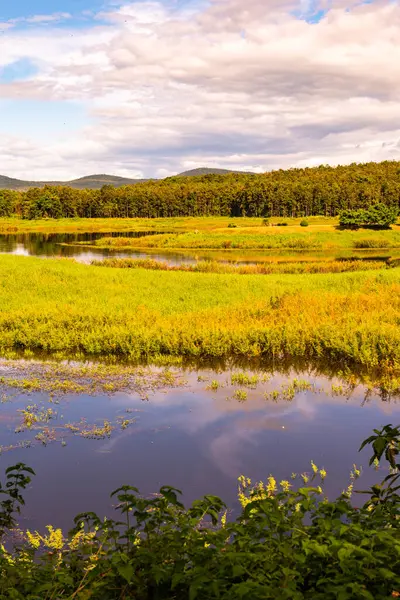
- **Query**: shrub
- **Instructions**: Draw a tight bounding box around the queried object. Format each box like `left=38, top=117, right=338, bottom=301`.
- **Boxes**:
left=300, top=219, right=309, bottom=227
left=0, top=426, right=399, bottom=599
left=227, top=223, right=237, bottom=228
left=276, top=221, right=288, bottom=226
left=339, top=203, right=398, bottom=229
left=262, top=218, right=270, bottom=226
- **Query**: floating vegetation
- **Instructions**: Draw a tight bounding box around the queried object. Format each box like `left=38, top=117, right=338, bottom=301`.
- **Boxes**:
left=117, top=416, right=136, bottom=430
left=263, top=379, right=315, bottom=402
left=17, top=406, right=56, bottom=431
left=80, top=420, right=113, bottom=440
left=207, top=380, right=221, bottom=391
left=233, top=389, right=248, bottom=402
left=231, top=373, right=260, bottom=387
left=34, top=428, right=57, bottom=446
left=0, top=359, right=185, bottom=397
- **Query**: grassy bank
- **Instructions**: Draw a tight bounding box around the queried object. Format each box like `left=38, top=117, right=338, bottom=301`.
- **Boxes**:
left=91, top=228, right=400, bottom=251
left=0, top=255, right=399, bottom=374
left=91, top=257, right=398, bottom=275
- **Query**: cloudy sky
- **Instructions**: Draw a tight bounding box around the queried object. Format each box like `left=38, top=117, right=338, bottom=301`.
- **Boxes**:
left=0, top=0, right=399, bottom=180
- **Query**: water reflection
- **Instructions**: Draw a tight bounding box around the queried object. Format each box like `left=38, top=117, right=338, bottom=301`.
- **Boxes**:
left=0, top=366, right=398, bottom=531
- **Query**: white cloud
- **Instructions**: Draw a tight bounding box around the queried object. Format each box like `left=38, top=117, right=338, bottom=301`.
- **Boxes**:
left=0, top=0, right=400, bottom=180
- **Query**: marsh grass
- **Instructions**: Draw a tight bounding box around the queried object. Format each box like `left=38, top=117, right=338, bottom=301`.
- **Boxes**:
left=91, top=257, right=393, bottom=275
left=90, top=228, right=400, bottom=251
left=0, top=255, right=400, bottom=375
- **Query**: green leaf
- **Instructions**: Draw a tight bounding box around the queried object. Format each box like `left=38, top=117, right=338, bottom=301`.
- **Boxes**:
left=117, top=563, right=134, bottom=583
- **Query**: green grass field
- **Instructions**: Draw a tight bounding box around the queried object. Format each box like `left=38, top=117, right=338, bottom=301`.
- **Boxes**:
left=0, top=216, right=337, bottom=233
left=0, top=254, right=399, bottom=377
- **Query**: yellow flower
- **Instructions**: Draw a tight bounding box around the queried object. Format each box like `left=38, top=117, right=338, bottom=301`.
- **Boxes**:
left=311, top=461, right=319, bottom=474
left=280, top=480, right=291, bottom=493
left=301, top=473, right=309, bottom=484
left=319, top=468, right=327, bottom=480
left=26, top=531, right=41, bottom=550
left=266, top=476, right=277, bottom=495
left=221, top=511, right=227, bottom=527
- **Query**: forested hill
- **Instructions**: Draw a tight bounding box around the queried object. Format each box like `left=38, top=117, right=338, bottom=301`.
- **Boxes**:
left=0, top=160, right=399, bottom=219
left=0, top=174, right=150, bottom=191
left=0, top=168, right=252, bottom=191
left=177, top=168, right=256, bottom=177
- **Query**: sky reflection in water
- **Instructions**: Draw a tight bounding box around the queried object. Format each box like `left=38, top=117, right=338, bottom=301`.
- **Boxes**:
left=0, top=367, right=398, bottom=531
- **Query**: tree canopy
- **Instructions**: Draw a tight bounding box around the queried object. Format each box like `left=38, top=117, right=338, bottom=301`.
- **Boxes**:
left=1, top=160, right=400, bottom=219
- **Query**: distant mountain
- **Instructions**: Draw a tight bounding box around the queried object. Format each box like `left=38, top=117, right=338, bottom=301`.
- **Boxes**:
left=0, top=174, right=149, bottom=191
left=0, top=168, right=255, bottom=191
left=177, top=168, right=256, bottom=177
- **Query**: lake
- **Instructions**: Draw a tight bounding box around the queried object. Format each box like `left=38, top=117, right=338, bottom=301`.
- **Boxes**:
left=0, top=359, right=398, bottom=532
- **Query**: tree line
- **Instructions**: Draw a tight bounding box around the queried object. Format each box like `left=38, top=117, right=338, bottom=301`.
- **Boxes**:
left=1, top=160, right=400, bottom=219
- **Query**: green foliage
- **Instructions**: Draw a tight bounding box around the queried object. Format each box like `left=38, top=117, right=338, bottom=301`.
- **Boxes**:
left=300, top=219, right=309, bottom=227
left=0, top=427, right=399, bottom=599
left=339, top=203, right=399, bottom=229
left=0, top=463, right=35, bottom=536
left=1, top=160, right=400, bottom=219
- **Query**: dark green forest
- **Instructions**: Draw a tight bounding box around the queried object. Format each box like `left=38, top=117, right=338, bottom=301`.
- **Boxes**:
left=1, top=160, right=400, bottom=219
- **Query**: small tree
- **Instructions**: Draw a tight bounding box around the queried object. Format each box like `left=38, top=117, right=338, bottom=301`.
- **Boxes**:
left=364, top=203, right=398, bottom=228
left=339, top=204, right=398, bottom=229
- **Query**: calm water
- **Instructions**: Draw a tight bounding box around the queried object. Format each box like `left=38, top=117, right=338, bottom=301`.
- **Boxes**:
left=0, top=362, right=398, bottom=531
left=0, top=232, right=197, bottom=265
left=1, top=231, right=399, bottom=265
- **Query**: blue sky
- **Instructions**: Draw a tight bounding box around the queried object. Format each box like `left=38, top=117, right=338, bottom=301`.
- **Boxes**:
left=1, top=0, right=103, bottom=20
left=0, top=0, right=399, bottom=180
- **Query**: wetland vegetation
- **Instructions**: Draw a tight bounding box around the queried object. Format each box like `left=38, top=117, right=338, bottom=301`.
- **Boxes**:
left=0, top=254, right=400, bottom=376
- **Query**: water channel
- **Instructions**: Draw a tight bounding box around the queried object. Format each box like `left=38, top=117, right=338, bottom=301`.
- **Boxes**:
left=1, top=231, right=400, bottom=266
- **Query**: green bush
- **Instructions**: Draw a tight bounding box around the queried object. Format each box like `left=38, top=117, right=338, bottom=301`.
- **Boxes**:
left=300, top=219, right=309, bottom=227
left=0, top=426, right=399, bottom=599
left=276, top=221, right=288, bottom=226
left=339, top=203, right=398, bottom=229
left=227, top=223, right=237, bottom=228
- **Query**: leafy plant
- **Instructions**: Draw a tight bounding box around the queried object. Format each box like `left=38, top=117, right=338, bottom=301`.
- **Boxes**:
left=300, top=219, right=309, bottom=227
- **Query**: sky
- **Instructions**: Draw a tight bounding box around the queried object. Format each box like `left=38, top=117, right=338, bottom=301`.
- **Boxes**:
left=0, top=0, right=399, bottom=180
